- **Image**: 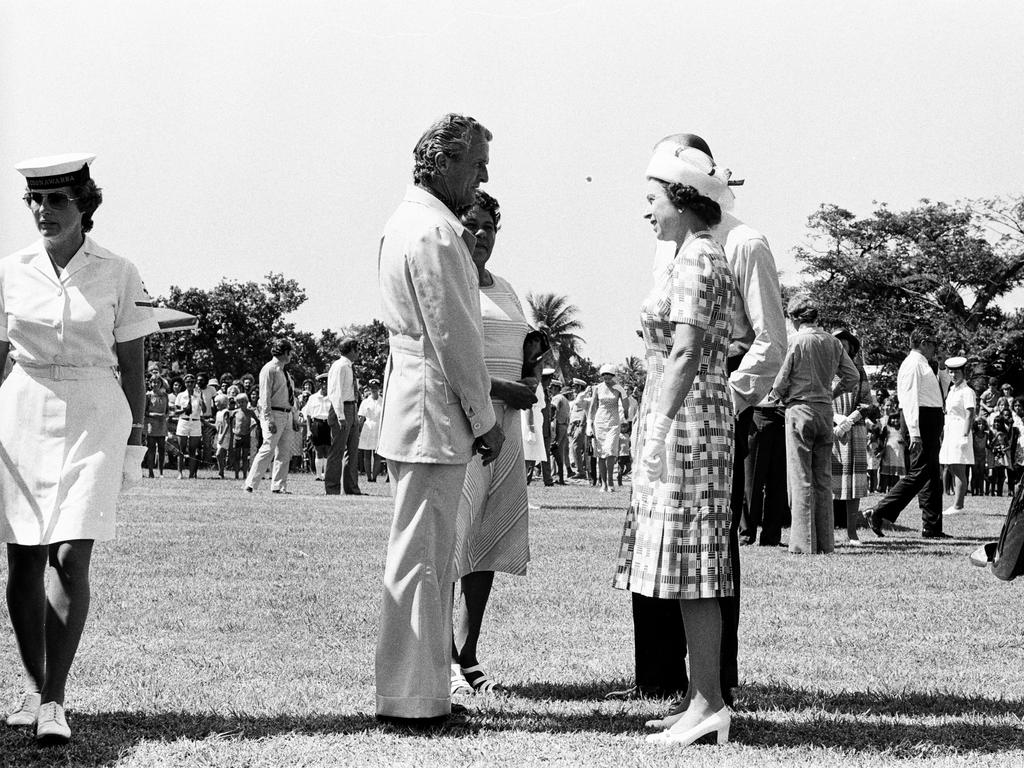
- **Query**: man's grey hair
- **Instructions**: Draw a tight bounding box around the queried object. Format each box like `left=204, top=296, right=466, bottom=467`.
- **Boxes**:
left=412, top=113, right=492, bottom=186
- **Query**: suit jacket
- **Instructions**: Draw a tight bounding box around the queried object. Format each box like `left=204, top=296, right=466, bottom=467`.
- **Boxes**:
left=376, top=185, right=496, bottom=464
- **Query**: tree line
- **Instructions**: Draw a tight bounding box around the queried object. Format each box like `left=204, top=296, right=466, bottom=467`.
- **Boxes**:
left=146, top=193, right=1024, bottom=393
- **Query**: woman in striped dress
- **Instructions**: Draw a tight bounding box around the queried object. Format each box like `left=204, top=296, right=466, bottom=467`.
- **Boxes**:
left=450, top=191, right=539, bottom=694
left=830, top=329, right=878, bottom=546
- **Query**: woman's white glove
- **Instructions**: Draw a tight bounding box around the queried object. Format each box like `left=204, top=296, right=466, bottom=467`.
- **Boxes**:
left=833, top=414, right=853, bottom=441
left=121, top=445, right=148, bottom=491
left=526, top=428, right=536, bottom=443
left=642, top=413, right=674, bottom=483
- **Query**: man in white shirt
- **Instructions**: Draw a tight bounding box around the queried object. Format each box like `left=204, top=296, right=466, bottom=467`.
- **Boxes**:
left=568, top=378, right=590, bottom=480
left=301, top=374, right=333, bottom=481
left=324, top=337, right=361, bottom=495
left=865, top=331, right=948, bottom=538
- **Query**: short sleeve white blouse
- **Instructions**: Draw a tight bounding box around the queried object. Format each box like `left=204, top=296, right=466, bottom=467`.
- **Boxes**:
left=0, top=236, right=158, bottom=367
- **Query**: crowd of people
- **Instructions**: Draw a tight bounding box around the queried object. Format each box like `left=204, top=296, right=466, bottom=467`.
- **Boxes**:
left=0, top=123, right=1017, bottom=751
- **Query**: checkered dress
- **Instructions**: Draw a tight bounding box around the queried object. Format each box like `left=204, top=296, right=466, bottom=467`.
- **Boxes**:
left=613, top=232, right=736, bottom=600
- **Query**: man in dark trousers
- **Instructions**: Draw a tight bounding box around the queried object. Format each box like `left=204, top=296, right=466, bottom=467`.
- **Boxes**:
left=324, top=337, right=362, bottom=496
left=607, top=133, right=786, bottom=705
left=865, top=331, right=948, bottom=538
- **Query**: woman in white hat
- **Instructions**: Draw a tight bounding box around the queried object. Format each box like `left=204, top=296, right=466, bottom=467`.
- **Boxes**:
left=938, top=356, right=976, bottom=514
left=1, top=154, right=156, bottom=743
left=588, top=364, right=628, bottom=492
left=613, top=143, right=736, bottom=746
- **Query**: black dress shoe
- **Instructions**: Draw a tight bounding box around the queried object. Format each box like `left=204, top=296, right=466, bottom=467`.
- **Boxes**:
left=922, top=531, right=952, bottom=539
left=864, top=507, right=885, bottom=537
left=377, top=706, right=472, bottom=730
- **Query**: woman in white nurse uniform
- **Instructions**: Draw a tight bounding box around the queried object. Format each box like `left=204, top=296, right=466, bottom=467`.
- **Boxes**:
left=938, top=356, right=976, bottom=515
left=0, top=154, right=156, bottom=744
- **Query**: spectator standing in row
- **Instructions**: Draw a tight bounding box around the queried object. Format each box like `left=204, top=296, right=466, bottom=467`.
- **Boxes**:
left=244, top=338, right=297, bottom=494
left=358, top=379, right=384, bottom=482
left=549, top=381, right=570, bottom=484
left=174, top=373, right=205, bottom=479
left=145, top=374, right=170, bottom=477
left=232, top=393, right=254, bottom=478
left=326, top=337, right=362, bottom=496
left=302, top=374, right=333, bottom=481
left=740, top=393, right=788, bottom=546
left=568, top=378, right=590, bottom=480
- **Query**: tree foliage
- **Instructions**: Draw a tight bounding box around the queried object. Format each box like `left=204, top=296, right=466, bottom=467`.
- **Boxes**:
left=792, top=196, right=1024, bottom=378
left=525, top=292, right=585, bottom=382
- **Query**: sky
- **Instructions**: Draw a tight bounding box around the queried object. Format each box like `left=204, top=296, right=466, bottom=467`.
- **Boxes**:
left=2, top=1, right=1023, bottom=367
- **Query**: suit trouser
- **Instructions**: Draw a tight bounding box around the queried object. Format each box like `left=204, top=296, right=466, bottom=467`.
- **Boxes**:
left=325, top=402, right=360, bottom=495
left=245, top=412, right=292, bottom=491
left=785, top=402, right=835, bottom=554
left=375, top=460, right=467, bottom=718
left=874, top=406, right=944, bottom=534
left=628, top=405, right=751, bottom=695
left=740, top=407, right=789, bottom=545
left=569, top=422, right=586, bottom=477
left=552, top=423, right=569, bottom=482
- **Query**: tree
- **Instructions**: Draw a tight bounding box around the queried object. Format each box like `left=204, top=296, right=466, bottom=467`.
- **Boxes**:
left=791, top=196, right=1024, bottom=381
left=618, top=355, right=647, bottom=394
left=525, top=292, right=585, bottom=382
left=146, top=272, right=307, bottom=377
left=342, top=319, right=390, bottom=387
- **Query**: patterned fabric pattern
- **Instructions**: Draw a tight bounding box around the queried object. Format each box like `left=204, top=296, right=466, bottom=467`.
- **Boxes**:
left=613, top=232, right=736, bottom=599
left=453, top=272, right=531, bottom=577
left=831, top=371, right=874, bottom=499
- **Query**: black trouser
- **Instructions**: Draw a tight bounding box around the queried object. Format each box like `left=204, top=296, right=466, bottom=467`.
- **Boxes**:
left=628, top=402, right=752, bottom=697
left=740, top=406, right=789, bottom=545
left=874, top=407, right=944, bottom=534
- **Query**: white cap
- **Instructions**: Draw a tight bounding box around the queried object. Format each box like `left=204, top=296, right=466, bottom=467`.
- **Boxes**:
left=944, top=356, right=968, bottom=370
left=572, top=378, right=587, bottom=387
left=16, top=153, right=95, bottom=190
left=541, top=367, right=556, bottom=376
left=599, top=363, right=616, bottom=376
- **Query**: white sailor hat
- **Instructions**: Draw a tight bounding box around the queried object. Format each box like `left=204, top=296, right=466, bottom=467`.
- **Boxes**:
left=572, top=378, right=587, bottom=387
left=944, top=356, right=968, bottom=370
left=16, top=153, right=96, bottom=190
left=541, top=367, right=556, bottom=376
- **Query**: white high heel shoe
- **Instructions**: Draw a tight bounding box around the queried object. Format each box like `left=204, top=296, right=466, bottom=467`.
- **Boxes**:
left=646, top=706, right=730, bottom=746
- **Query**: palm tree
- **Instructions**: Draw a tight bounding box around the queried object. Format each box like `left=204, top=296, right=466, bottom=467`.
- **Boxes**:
left=525, top=292, right=585, bottom=382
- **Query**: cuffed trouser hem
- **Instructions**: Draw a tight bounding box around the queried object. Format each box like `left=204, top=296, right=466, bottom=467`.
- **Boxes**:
left=376, top=695, right=451, bottom=719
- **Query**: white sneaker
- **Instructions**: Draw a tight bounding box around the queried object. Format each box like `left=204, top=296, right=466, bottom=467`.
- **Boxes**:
left=5, top=691, right=40, bottom=726
left=847, top=538, right=864, bottom=547
left=944, top=507, right=965, bottom=515
left=35, top=701, right=70, bottom=744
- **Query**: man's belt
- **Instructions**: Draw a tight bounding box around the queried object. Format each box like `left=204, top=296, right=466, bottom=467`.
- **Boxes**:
left=271, top=406, right=292, bottom=412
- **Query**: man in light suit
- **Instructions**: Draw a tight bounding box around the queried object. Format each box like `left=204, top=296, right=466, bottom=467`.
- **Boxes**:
left=375, top=113, right=505, bottom=727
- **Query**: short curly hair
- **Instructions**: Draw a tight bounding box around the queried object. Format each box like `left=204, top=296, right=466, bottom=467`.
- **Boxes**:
left=461, top=189, right=501, bottom=231
left=412, top=114, right=492, bottom=186
left=659, top=182, right=722, bottom=227
left=69, top=178, right=102, bottom=233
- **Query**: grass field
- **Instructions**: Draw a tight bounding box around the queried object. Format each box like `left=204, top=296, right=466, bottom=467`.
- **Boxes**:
left=1, top=472, right=1022, bottom=767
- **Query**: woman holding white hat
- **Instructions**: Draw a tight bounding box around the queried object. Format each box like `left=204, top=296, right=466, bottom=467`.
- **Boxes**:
left=1, top=154, right=156, bottom=744
left=939, top=356, right=976, bottom=514
left=612, top=143, right=736, bottom=746
left=588, top=363, right=628, bottom=492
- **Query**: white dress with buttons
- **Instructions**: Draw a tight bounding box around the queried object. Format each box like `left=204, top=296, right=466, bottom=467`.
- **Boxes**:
left=0, top=237, right=158, bottom=545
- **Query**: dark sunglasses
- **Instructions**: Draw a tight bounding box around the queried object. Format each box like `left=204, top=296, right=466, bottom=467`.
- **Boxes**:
left=23, top=192, right=79, bottom=211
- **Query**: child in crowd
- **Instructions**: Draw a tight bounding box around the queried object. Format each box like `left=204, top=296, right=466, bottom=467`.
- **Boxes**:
left=878, top=413, right=905, bottom=493
left=865, top=418, right=884, bottom=494
left=233, top=393, right=255, bottom=479
left=971, top=417, right=989, bottom=496
left=616, top=422, right=632, bottom=486
left=214, top=396, right=238, bottom=479
left=987, top=413, right=1012, bottom=496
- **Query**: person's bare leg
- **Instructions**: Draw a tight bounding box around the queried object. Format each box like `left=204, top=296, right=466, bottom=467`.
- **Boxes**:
left=6, top=544, right=48, bottom=696
left=454, top=571, right=495, bottom=667
left=40, top=540, right=94, bottom=706
left=952, top=465, right=968, bottom=509
left=666, top=599, right=724, bottom=732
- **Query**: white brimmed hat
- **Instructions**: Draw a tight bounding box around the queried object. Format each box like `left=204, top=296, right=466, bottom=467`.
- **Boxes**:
left=16, top=153, right=95, bottom=190
left=944, top=356, right=968, bottom=370
left=599, top=364, right=616, bottom=376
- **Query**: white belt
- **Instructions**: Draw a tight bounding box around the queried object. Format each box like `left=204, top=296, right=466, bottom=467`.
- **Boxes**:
left=18, top=362, right=117, bottom=381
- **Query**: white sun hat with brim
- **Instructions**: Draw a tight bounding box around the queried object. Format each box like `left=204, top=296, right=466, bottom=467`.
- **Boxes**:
left=599, top=364, right=617, bottom=376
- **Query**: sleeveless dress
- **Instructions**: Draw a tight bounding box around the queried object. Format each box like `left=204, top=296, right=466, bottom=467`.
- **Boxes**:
left=613, top=232, right=736, bottom=599
left=453, top=273, right=531, bottom=577
left=591, top=383, right=623, bottom=458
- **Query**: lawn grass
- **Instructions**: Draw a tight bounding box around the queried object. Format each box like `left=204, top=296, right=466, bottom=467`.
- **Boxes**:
left=1, top=473, right=1022, bottom=766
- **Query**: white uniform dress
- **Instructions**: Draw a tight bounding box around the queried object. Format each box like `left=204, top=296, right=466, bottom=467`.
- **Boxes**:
left=939, top=380, right=977, bottom=466
left=358, top=396, right=382, bottom=450
left=0, top=237, right=157, bottom=545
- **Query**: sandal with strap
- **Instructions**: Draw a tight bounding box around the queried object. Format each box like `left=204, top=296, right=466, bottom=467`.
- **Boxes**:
left=450, top=663, right=473, bottom=696
left=461, top=664, right=500, bottom=693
